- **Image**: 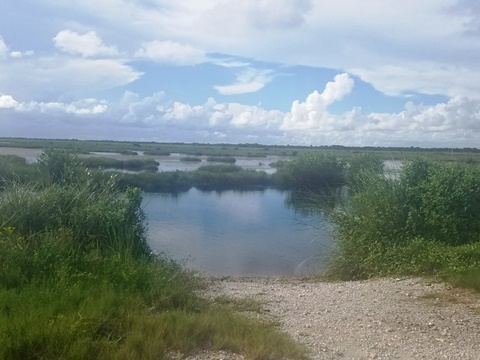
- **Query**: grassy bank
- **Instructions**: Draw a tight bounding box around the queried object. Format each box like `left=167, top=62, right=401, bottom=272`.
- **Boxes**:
left=0, top=151, right=306, bottom=360
left=326, top=157, right=480, bottom=290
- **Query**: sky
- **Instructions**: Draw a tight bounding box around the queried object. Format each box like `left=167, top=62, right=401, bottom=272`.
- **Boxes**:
left=1, top=0, right=480, bottom=147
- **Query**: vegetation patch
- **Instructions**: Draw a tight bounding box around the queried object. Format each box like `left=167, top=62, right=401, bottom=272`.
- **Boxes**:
left=206, top=156, right=236, bottom=163
left=180, top=156, right=202, bottom=162
left=81, top=156, right=159, bottom=171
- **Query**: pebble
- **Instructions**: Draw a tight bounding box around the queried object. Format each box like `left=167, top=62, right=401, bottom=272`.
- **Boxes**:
left=197, top=277, right=480, bottom=360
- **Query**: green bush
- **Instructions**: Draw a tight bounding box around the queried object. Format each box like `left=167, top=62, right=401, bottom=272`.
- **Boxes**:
left=118, top=171, right=193, bottom=193
left=326, top=157, right=480, bottom=286
left=37, top=148, right=85, bottom=185
left=274, top=153, right=346, bottom=190
left=193, top=165, right=270, bottom=190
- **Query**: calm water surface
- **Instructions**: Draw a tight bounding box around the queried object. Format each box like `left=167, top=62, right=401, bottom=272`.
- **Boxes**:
left=143, top=189, right=333, bottom=276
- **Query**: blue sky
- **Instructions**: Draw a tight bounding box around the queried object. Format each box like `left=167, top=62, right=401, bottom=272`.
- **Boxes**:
left=1, top=0, right=479, bottom=147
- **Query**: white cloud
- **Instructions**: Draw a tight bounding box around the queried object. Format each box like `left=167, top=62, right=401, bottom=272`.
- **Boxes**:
left=0, top=56, right=142, bottom=101
left=214, top=68, right=275, bottom=95
left=281, top=73, right=354, bottom=130
left=27, top=1, right=480, bottom=97
left=53, top=29, right=119, bottom=58
left=0, top=94, right=18, bottom=108
left=350, top=63, right=480, bottom=97
left=134, top=40, right=206, bottom=65
left=0, top=36, right=8, bottom=58
left=4, top=79, right=480, bottom=147
left=8, top=97, right=107, bottom=115
left=253, top=0, right=312, bottom=29
left=9, top=50, right=35, bottom=58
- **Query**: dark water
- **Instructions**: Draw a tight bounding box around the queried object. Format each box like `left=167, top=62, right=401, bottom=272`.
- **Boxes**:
left=143, top=189, right=333, bottom=276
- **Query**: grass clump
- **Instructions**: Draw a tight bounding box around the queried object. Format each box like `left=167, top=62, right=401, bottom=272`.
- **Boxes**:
left=0, top=149, right=306, bottom=359
left=326, top=157, right=480, bottom=290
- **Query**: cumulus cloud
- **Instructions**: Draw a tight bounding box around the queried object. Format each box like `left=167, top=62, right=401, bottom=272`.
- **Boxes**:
left=53, top=29, right=119, bottom=57
left=282, top=73, right=354, bottom=130
left=3, top=73, right=480, bottom=147
left=214, top=68, right=275, bottom=95
left=5, top=96, right=107, bottom=115
left=0, top=94, right=18, bottom=108
left=134, top=40, right=206, bottom=65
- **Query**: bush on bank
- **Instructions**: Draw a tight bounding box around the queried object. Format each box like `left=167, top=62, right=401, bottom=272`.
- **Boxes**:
left=327, top=157, right=480, bottom=289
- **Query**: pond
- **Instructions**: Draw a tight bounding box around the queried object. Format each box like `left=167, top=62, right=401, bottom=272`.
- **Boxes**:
left=143, top=188, right=334, bottom=277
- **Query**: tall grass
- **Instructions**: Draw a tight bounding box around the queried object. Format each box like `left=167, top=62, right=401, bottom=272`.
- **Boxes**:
left=0, top=155, right=38, bottom=188
left=326, top=157, right=480, bottom=289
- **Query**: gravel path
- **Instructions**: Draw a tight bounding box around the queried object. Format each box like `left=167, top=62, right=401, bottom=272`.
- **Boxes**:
left=187, top=277, right=480, bottom=360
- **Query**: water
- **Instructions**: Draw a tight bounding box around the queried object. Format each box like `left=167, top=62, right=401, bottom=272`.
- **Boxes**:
left=143, top=189, right=333, bottom=276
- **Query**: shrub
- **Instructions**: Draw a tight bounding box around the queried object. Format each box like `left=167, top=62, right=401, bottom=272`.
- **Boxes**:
left=37, top=148, right=85, bottom=185
left=274, top=153, right=346, bottom=190
left=326, top=157, right=480, bottom=284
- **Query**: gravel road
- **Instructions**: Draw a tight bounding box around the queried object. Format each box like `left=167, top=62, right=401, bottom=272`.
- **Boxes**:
left=185, top=277, right=480, bottom=360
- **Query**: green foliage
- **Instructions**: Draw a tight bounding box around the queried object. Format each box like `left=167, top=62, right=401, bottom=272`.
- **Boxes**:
left=118, top=171, right=193, bottom=193
left=0, top=155, right=38, bottom=188
left=274, top=153, right=346, bottom=190
left=82, top=156, right=159, bottom=171
left=206, top=156, right=236, bottom=163
left=37, top=148, right=85, bottom=185
left=326, top=157, right=480, bottom=286
left=0, top=177, right=150, bottom=259
left=180, top=156, right=202, bottom=162
left=345, top=153, right=384, bottom=190
left=193, top=165, right=271, bottom=190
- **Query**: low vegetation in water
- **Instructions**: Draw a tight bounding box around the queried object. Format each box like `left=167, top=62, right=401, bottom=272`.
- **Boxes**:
left=0, top=150, right=307, bottom=360
left=206, top=156, right=236, bottom=163
left=326, top=157, right=480, bottom=290
left=180, top=156, right=202, bottom=162
left=81, top=156, right=159, bottom=171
